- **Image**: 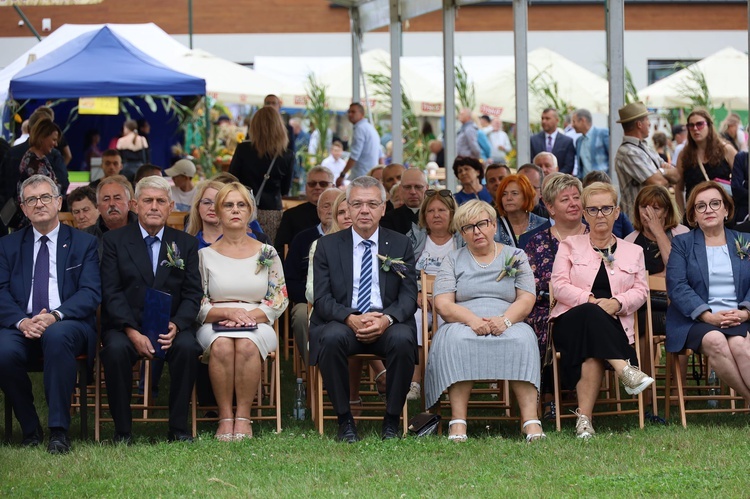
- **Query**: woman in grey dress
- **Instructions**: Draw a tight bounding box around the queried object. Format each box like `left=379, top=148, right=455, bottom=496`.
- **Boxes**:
left=425, top=200, right=543, bottom=442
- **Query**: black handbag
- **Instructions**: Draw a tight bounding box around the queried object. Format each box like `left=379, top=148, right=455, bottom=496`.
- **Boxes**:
left=407, top=412, right=441, bottom=437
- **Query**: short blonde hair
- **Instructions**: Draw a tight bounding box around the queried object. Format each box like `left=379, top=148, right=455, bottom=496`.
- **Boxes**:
left=541, top=173, right=582, bottom=207
left=582, top=181, right=618, bottom=207
left=452, top=199, right=497, bottom=233
left=215, top=182, right=254, bottom=223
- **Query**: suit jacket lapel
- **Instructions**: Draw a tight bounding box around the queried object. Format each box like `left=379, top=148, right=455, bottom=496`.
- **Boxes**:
left=56, top=224, right=71, bottom=298
left=726, top=228, right=743, bottom=295
left=694, top=229, right=709, bottom=294
left=21, top=227, right=34, bottom=302
left=378, top=229, right=390, bottom=305
left=339, top=229, right=353, bottom=306
left=126, top=225, right=155, bottom=286
left=153, top=228, right=172, bottom=290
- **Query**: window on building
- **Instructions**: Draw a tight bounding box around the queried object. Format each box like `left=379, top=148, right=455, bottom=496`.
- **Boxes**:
left=647, top=59, right=700, bottom=85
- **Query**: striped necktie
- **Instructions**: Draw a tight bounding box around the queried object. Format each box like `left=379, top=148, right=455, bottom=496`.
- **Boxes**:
left=357, top=240, right=374, bottom=313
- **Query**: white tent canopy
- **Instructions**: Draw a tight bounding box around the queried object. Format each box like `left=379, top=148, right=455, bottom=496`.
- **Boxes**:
left=638, top=47, right=749, bottom=110
left=474, top=47, right=610, bottom=122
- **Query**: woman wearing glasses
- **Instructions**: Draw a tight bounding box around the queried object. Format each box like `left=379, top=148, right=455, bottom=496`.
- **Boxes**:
left=406, top=189, right=464, bottom=400
left=666, top=181, right=750, bottom=403
left=196, top=182, right=288, bottom=441
left=550, top=182, right=652, bottom=439
left=674, top=109, right=736, bottom=216
left=425, top=200, right=543, bottom=442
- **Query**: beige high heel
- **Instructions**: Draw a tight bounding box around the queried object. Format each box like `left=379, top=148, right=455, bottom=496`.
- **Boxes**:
left=215, top=418, right=234, bottom=442
left=233, top=417, right=253, bottom=440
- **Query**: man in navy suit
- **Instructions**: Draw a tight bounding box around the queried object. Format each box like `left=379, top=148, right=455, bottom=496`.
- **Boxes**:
left=310, top=176, right=418, bottom=443
left=100, top=176, right=202, bottom=444
left=0, top=175, right=101, bottom=454
left=530, top=108, right=576, bottom=174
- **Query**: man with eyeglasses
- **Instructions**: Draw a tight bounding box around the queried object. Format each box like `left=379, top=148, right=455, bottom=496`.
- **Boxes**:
left=274, top=166, right=334, bottom=256
left=310, top=175, right=417, bottom=443
left=381, top=168, right=428, bottom=234
left=0, top=175, right=100, bottom=454
left=614, top=102, right=679, bottom=221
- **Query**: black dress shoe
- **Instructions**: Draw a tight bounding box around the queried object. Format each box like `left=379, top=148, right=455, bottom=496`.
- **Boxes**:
left=47, top=430, right=71, bottom=455
left=381, top=420, right=400, bottom=441
left=336, top=419, right=360, bottom=443
left=21, top=424, right=44, bottom=447
left=167, top=429, right=194, bottom=443
left=113, top=432, right=133, bottom=446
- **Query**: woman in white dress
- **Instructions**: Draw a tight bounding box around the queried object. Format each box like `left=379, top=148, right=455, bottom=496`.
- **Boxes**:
left=196, top=182, right=289, bottom=441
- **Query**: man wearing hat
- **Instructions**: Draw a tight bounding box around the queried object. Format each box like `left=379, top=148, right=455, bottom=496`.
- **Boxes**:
left=614, top=102, right=679, bottom=220
left=165, top=159, right=196, bottom=212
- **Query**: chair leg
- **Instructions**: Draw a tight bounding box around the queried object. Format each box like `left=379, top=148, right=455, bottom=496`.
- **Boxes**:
left=191, top=384, right=198, bottom=438
left=4, top=394, right=12, bottom=443
left=672, top=353, right=688, bottom=428
left=78, top=359, right=88, bottom=440
left=94, top=354, right=101, bottom=442
left=274, top=352, right=282, bottom=434
left=315, top=367, right=324, bottom=435
left=552, top=353, right=562, bottom=432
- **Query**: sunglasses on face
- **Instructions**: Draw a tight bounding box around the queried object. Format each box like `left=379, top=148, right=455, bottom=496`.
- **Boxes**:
left=307, top=180, right=331, bottom=188
left=425, top=189, right=453, bottom=198
left=687, top=121, right=707, bottom=131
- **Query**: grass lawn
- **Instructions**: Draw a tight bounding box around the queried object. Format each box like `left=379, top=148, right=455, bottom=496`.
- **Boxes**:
left=1, top=361, right=749, bottom=497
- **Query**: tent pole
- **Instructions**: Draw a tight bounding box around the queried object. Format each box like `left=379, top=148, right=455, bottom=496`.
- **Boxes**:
left=390, top=0, right=403, bottom=165
left=13, top=6, right=41, bottom=41
left=443, top=0, right=456, bottom=191
left=351, top=7, right=361, bottom=106
left=747, top=0, right=749, bottom=220
left=513, top=0, right=530, bottom=166
left=606, top=0, right=625, bottom=191
left=188, top=0, right=194, bottom=49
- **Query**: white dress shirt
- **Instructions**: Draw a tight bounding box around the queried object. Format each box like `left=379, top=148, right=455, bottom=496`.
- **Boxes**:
left=351, top=228, right=383, bottom=311
left=26, top=224, right=62, bottom=315
left=139, top=224, right=166, bottom=275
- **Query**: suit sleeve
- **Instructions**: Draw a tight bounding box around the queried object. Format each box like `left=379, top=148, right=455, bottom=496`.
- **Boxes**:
left=101, top=232, right=140, bottom=331
left=382, top=238, right=418, bottom=323
left=274, top=209, right=294, bottom=252
left=313, top=237, right=358, bottom=323
left=171, top=235, right=202, bottom=332
left=283, top=236, right=309, bottom=304
left=0, top=239, right=27, bottom=327
left=561, top=140, right=576, bottom=174
left=666, top=234, right=710, bottom=321
left=57, top=235, right=101, bottom=320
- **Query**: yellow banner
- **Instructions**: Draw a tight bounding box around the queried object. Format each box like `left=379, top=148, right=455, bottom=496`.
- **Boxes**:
left=78, top=97, right=119, bottom=116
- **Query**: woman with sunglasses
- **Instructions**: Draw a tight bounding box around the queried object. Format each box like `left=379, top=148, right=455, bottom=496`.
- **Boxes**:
left=494, top=174, right=547, bottom=247
left=550, top=182, right=652, bottom=439
left=452, top=156, right=493, bottom=205
left=675, top=109, right=736, bottom=216
left=406, top=189, right=464, bottom=401
left=666, top=181, right=750, bottom=404
left=425, top=200, right=543, bottom=442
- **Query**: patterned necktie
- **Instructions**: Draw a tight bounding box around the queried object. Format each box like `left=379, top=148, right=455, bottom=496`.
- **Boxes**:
left=357, top=240, right=374, bottom=313
left=32, top=235, right=50, bottom=315
left=144, top=235, right=159, bottom=274
left=546, top=135, right=553, bottom=152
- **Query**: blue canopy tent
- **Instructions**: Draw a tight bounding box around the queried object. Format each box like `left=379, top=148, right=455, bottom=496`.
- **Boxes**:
left=8, top=26, right=205, bottom=171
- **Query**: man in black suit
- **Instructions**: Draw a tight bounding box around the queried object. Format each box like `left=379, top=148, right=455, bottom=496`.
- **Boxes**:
left=310, top=176, right=417, bottom=442
left=381, top=168, right=427, bottom=235
left=0, top=175, right=100, bottom=454
left=100, top=176, right=202, bottom=444
left=529, top=108, right=576, bottom=174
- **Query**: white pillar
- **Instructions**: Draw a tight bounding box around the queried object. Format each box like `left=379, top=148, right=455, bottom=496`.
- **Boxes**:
left=513, top=0, right=530, bottom=166
left=351, top=7, right=361, bottom=106
left=390, top=0, right=403, bottom=164
left=443, top=0, right=457, bottom=190
left=606, top=0, right=625, bottom=189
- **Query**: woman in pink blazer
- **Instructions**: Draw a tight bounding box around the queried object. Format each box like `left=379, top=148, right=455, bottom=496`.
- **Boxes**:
left=550, top=182, right=651, bottom=439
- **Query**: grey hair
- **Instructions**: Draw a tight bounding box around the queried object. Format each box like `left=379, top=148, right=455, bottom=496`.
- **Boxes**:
left=346, top=175, right=387, bottom=202
left=308, top=165, right=334, bottom=182
left=541, top=173, right=582, bottom=207
left=19, top=174, right=59, bottom=200
left=517, top=162, right=545, bottom=184
left=389, top=182, right=400, bottom=198
left=533, top=151, right=558, bottom=169
left=135, top=175, right=172, bottom=201
left=573, top=108, right=592, bottom=124
left=96, top=175, right=134, bottom=203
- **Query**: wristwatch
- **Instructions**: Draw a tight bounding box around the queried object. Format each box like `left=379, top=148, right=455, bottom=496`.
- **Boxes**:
left=500, top=315, right=512, bottom=329
left=51, top=310, right=62, bottom=322
left=384, top=315, right=394, bottom=328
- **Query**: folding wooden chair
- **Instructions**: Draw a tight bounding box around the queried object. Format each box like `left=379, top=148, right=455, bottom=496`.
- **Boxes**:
left=58, top=212, right=76, bottom=227
left=193, top=321, right=282, bottom=434
left=166, top=211, right=188, bottom=231
left=549, top=286, right=647, bottom=432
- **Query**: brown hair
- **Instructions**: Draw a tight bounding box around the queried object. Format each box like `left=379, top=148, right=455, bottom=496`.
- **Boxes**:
left=186, top=180, right=226, bottom=236
left=452, top=156, right=484, bottom=181
left=249, top=107, right=289, bottom=158
left=123, top=119, right=139, bottom=146
left=632, top=185, right=681, bottom=232
left=418, top=191, right=456, bottom=234
left=29, top=118, right=61, bottom=149
left=685, top=181, right=734, bottom=228
left=495, top=174, right=536, bottom=216
left=681, top=109, right=726, bottom=169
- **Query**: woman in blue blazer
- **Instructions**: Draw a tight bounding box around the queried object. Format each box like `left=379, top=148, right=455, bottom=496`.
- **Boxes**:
left=666, top=181, right=750, bottom=402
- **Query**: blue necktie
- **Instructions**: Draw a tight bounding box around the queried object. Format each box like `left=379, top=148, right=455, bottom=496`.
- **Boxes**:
left=144, top=235, right=159, bottom=274
left=546, top=135, right=553, bottom=152
left=32, top=235, right=50, bottom=315
left=357, top=240, right=374, bottom=313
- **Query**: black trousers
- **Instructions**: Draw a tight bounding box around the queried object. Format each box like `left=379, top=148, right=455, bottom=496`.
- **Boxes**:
left=317, top=321, right=416, bottom=418
left=100, top=328, right=201, bottom=434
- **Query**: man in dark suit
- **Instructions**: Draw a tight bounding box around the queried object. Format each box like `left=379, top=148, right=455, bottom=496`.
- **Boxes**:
left=381, top=168, right=427, bottom=234
left=0, top=175, right=100, bottom=454
left=530, top=108, right=576, bottom=174
left=310, top=176, right=417, bottom=442
left=100, top=176, right=202, bottom=444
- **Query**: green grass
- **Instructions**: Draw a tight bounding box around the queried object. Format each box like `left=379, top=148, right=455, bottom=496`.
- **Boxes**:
left=2, top=364, right=750, bottom=497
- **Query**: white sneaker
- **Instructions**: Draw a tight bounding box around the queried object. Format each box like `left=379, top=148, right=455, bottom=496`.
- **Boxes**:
left=575, top=409, right=595, bottom=440
left=620, top=362, right=655, bottom=395
left=406, top=382, right=421, bottom=401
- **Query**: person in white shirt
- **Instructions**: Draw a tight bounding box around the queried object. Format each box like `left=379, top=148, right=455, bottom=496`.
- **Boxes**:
left=165, top=159, right=197, bottom=212
left=321, top=140, right=347, bottom=179
left=13, top=120, right=29, bottom=146
left=487, top=118, right=512, bottom=164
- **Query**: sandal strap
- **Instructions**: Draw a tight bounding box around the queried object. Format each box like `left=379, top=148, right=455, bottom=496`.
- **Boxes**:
left=522, top=419, right=542, bottom=429
left=235, top=417, right=252, bottom=423
left=448, top=419, right=467, bottom=427
left=218, top=418, right=235, bottom=423
left=525, top=432, right=547, bottom=442
left=374, top=369, right=387, bottom=382
left=349, top=398, right=363, bottom=405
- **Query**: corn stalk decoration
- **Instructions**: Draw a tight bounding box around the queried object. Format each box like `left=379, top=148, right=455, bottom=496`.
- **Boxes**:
left=455, top=57, right=476, bottom=111
left=366, top=70, right=429, bottom=170
left=304, top=72, right=330, bottom=168
left=675, top=62, right=711, bottom=111
left=529, top=69, right=573, bottom=127
left=624, top=68, right=640, bottom=105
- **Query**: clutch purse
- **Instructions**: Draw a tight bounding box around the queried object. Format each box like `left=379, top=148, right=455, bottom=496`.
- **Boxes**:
left=212, top=323, right=258, bottom=333
left=407, top=412, right=441, bottom=437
